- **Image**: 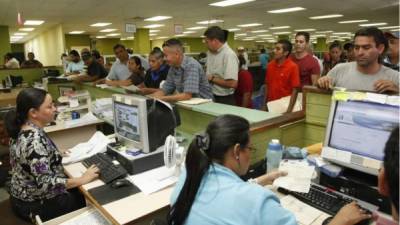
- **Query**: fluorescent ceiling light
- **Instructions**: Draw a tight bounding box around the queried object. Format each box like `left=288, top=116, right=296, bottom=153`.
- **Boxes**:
left=125, top=37, right=134, bottom=40
left=251, top=30, right=268, bottom=33
left=10, top=36, right=22, bottom=39
left=295, top=28, right=316, bottom=32
left=267, top=40, right=275, bottom=43
left=243, top=38, right=255, bottom=41
left=314, top=34, right=327, bottom=37
left=13, top=32, right=28, bottom=36
left=359, top=22, right=387, bottom=27
left=262, top=37, right=275, bottom=40
left=332, top=32, right=351, bottom=35
left=310, top=14, right=343, bottom=20
left=19, top=27, right=35, bottom=31
left=255, top=40, right=266, bottom=42
left=156, top=36, right=169, bottom=39
left=197, top=19, right=224, bottom=25
left=209, top=0, right=255, bottom=7
left=338, top=20, right=368, bottom=24
left=175, top=34, right=186, bottom=37
left=267, top=7, right=305, bottom=14
left=149, top=30, right=160, bottom=33
left=69, top=31, right=85, bottom=34
left=96, top=36, right=106, bottom=39
left=106, top=33, right=120, bottom=37
left=183, top=31, right=196, bottom=34
left=316, top=30, right=333, bottom=33
left=24, top=20, right=44, bottom=25
left=187, top=26, right=207, bottom=30
left=100, top=29, right=117, bottom=32
left=90, top=23, right=111, bottom=27
left=273, top=31, right=291, bottom=35
left=143, top=24, right=165, bottom=28
left=144, top=16, right=172, bottom=21
left=235, top=33, right=247, bottom=36
left=379, top=26, right=400, bottom=29
left=257, top=34, right=272, bottom=37
left=228, top=28, right=240, bottom=31
left=391, top=29, right=400, bottom=31
left=270, top=26, right=290, bottom=30
left=238, top=23, right=262, bottom=27
left=149, top=33, right=157, bottom=36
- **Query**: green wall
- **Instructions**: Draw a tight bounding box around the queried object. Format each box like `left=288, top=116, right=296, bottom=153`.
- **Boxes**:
left=178, top=37, right=207, bottom=53
left=95, top=38, right=135, bottom=55
left=65, top=34, right=91, bottom=52
left=11, top=43, right=24, bottom=53
left=0, top=25, right=11, bottom=60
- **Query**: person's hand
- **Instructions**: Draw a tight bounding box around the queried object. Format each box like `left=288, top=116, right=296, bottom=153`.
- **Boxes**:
left=317, top=76, right=333, bottom=89
left=374, top=80, right=399, bottom=94
left=207, top=74, right=213, bottom=81
left=328, top=202, right=372, bottom=225
left=81, top=165, right=100, bottom=184
left=257, top=170, right=288, bottom=186
left=59, top=149, right=71, bottom=157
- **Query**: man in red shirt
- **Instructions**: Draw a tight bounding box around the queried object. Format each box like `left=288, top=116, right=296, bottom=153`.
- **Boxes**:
left=265, top=39, right=300, bottom=113
left=235, top=55, right=253, bottom=108
left=291, top=32, right=321, bottom=86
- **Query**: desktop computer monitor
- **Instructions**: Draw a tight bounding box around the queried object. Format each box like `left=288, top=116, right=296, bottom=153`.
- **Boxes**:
left=112, top=94, right=180, bottom=153
left=322, top=97, right=399, bottom=176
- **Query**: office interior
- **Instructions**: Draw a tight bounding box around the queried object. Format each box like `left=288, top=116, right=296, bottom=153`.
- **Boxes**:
left=0, top=0, right=399, bottom=224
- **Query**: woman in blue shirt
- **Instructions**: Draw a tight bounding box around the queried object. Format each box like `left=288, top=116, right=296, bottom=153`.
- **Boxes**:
left=169, top=115, right=371, bottom=225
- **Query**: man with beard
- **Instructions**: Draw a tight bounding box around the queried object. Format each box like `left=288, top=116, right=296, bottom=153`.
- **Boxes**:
left=317, top=27, right=399, bottom=94
left=65, top=50, right=84, bottom=75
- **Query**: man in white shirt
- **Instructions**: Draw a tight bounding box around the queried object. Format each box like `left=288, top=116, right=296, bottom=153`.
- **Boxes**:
left=318, top=27, right=398, bottom=94
left=4, top=53, right=20, bottom=69
left=204, top=26, right=239, bottom=105
left=65, top=50, right=84, bottom=75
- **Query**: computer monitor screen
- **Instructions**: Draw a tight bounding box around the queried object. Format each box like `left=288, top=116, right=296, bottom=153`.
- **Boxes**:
left=114, top=102, right=140, bottom=142
left=323, top=99, right=399, bottom=175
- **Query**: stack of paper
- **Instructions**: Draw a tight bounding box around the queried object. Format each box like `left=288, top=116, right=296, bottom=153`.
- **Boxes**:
left=127, top=166, right=177, bottom=195
left=62, top=131, right=111, bottom=164
left=273, top=160, right=315, bottom=193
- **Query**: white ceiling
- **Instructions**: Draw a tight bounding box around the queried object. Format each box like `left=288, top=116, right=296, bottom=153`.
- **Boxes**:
left=0, top=0, right=399, bottom=43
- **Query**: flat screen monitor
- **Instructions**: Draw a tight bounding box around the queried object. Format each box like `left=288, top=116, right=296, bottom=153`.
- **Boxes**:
left=322, top=97, right=399, bottom=176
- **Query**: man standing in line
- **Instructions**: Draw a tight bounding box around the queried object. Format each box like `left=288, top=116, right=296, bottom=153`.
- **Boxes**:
left=290, top=32, right=321, bottom=86
left=204, top=26, right=239, bottom=105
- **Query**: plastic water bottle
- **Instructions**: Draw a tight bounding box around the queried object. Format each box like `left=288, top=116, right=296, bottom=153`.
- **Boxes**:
left=266, top=139, right=283, bottom=173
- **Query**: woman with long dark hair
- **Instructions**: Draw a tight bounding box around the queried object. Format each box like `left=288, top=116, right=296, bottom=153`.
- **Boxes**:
left=168, top=114, right=295, bottom=225
left=5, top=88, right=99, bottom=222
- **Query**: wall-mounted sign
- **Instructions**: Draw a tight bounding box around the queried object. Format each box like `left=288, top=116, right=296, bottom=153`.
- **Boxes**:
left=125, top=23, right=136, bottom=33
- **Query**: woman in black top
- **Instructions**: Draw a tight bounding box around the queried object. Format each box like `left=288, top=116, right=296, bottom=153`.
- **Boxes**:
left=5, top=88, right=99, bottom=222
left=140, top=49, right=170, bottom=95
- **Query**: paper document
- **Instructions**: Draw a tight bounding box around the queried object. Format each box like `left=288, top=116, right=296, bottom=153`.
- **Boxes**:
left=280, top=195, right=323, bottom=225
left=121, top=85, right=140, bottom=92
left=178, top=98, right=212, bottom=105
left=62, top=131, right=111, bottom=164
left=96, top=84, right=111, bottom=89
left=273, top=160, right=315, bottom=193
left=128, top=166, right=177, bottom=195
left=267, top=93, right=302, bottom=114
left=59, top=207, right=111, bottom=225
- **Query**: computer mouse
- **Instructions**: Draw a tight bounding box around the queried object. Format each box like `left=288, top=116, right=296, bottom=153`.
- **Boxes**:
left=111, top=178, right=131, bottom=189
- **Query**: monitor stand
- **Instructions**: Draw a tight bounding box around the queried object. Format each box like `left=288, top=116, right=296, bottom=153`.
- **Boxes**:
left=319, top=167, right=391, bottom=214
left=106, top=143, right=164, bottom=175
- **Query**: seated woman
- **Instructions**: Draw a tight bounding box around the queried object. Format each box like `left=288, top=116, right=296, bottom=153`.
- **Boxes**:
left=169, top=115, right=371, bottom=225
left=115, top=56, right=145, bottom=87
left=139, top=49, right=170, bottom=95
left=5, top=88, right=99, bottom=222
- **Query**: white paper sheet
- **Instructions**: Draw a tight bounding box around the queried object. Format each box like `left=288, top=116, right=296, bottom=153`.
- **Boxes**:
left=280, top=195, right=323, bottom=225
left=62, top=131, right=111, bottom=164
left=178, top=98, right=212, bottom=105
left=59, top=207, right=111, bottom=225
left=273, top=160, right=315, bottom=193
left=128, top=166, right=177, bottom=195
left=365, top=93, right=387, bottom=104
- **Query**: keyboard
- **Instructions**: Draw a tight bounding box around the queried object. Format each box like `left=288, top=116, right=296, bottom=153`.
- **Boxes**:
left=278, top=183, right=376, bottom=215
left=82, top=153, right=128, bottom=184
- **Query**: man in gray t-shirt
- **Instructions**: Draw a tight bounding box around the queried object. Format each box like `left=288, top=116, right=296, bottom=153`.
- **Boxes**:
left=318, top=27, right=399, bottom=94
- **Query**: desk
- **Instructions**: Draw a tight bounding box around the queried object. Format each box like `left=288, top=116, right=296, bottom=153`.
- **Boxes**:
left=44, top=118, right=103, bottom=150
left=64, top=162, right=172, bottom=225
